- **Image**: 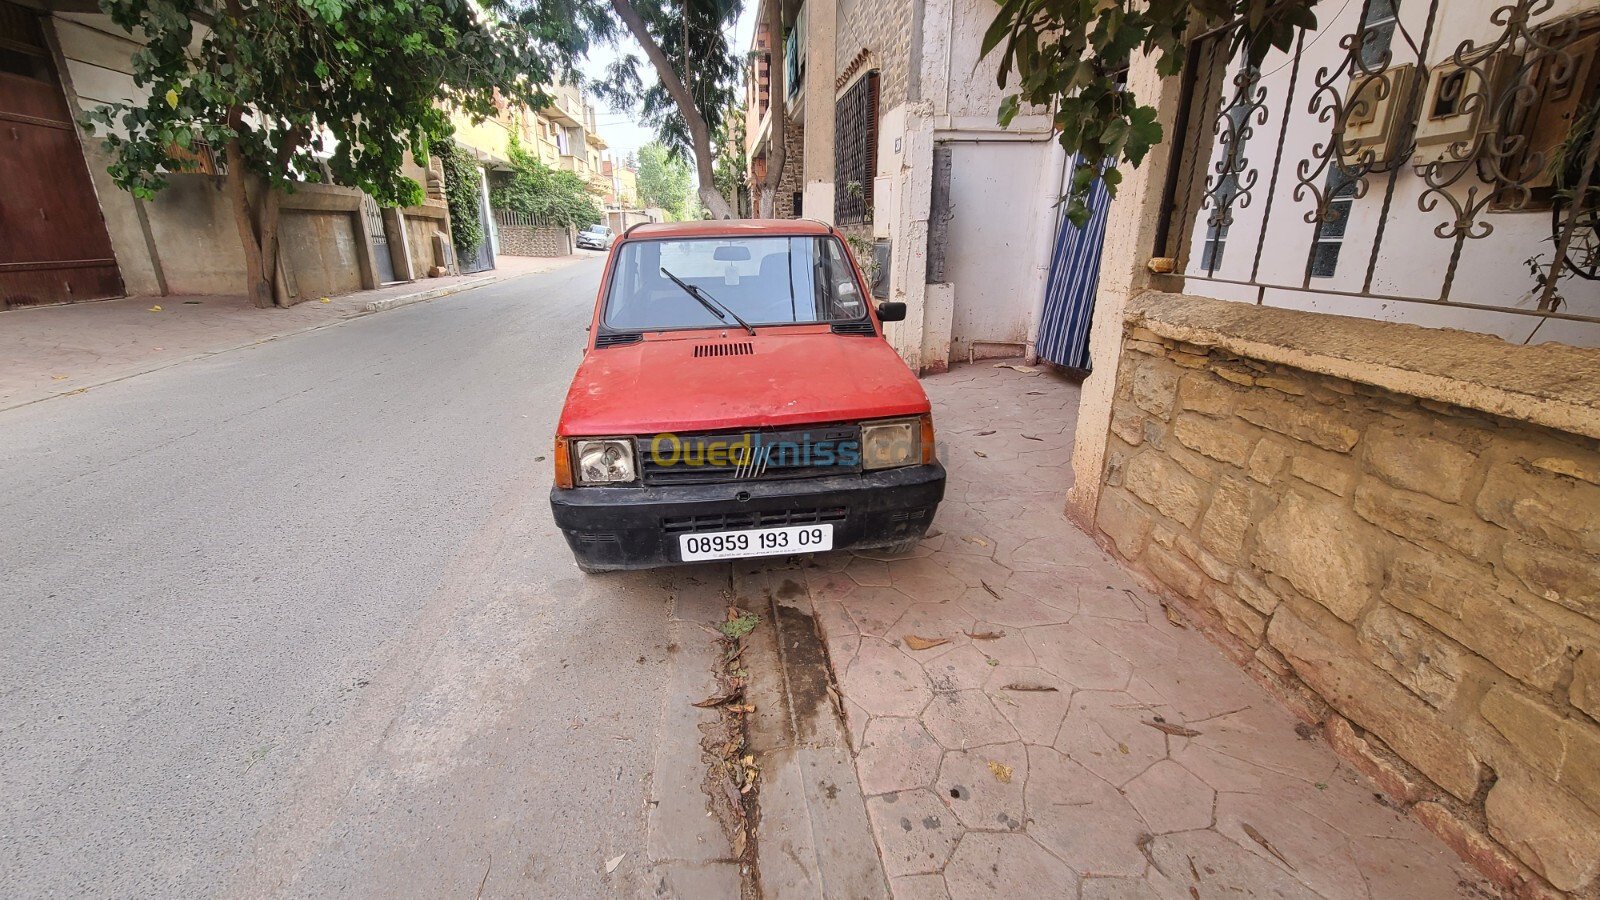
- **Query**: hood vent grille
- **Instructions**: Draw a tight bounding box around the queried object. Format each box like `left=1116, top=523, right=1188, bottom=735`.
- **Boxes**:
left=693, top=341, right=754, bottom=358
left=831, top=321, right=877, bottom=336
left=594, top=331, right=643, bottom=349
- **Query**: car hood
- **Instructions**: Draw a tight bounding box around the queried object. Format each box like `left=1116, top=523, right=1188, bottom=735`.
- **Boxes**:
left=558, top=330, right=931, bottom=436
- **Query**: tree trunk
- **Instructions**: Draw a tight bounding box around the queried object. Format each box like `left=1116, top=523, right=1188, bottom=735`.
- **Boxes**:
left=611, top=0, right=737, bottom=220
left=223, top=135, right=274, bottom=308
left=758, top=0, right=786, bottom=219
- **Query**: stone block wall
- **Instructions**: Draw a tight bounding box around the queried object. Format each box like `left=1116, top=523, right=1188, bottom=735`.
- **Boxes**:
left=498, top=225, right=572, bottom=257
left=774, top=123, right=805, bottom=219
left=836, top=0, right=912, bottom=111
left=1095, top=312, right=1600, bottom=895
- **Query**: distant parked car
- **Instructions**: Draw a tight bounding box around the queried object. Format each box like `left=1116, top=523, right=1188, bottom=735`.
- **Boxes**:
left=577, top=224, right=614, bottom=251
left=548, top=219, right=945, bottom=573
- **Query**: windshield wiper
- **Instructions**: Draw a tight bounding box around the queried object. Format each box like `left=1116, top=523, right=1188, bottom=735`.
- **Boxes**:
left=660, top=267, right=756, bottom=336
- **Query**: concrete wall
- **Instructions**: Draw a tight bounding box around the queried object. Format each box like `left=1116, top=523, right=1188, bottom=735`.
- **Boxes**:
left=839, top=0, right=1064, bottom=374
left=1090, top=292, right=1600, bottom=897
left=48, top=11, right=424, bottom=301
left=401, top=205, right=451, bottom=275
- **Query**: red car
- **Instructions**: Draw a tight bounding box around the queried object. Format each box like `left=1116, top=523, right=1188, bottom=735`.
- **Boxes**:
left=549, top=220, right=946, bottom=572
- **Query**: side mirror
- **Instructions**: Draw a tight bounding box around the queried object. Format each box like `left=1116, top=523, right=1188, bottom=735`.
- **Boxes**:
left=877, top=301, right=907, bottom=323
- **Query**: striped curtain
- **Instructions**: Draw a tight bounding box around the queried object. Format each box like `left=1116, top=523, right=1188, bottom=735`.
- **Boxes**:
left=1036, top=158, right=1113, bottom=372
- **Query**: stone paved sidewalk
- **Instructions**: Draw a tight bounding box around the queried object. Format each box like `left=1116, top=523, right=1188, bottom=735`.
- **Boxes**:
left=0, top=253, right=591, bottom=411
left=802, top=362, right=1494, bottom=899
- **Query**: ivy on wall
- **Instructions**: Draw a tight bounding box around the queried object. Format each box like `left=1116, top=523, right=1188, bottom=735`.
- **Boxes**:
left=431, top=139, right=485, bottom=256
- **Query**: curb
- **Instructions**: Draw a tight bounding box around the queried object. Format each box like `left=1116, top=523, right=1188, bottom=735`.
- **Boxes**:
left=362, top=274, right=499, bottom=313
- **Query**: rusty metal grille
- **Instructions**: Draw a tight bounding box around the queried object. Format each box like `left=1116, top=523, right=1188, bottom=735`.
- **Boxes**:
left=1156, top=0, right=1600, bottom=325
left=834, top=70, right=879, bottom=225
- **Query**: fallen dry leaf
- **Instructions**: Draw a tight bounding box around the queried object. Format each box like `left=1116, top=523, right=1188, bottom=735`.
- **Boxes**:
left=964, top=536, right=989, bottom=547
left=1118, top=742, right=1130, bottom=754
left=981, top=581, right=1003, bottom=600
left=722, top=776, right=745, bottom=815
left=1145, top=719, right=1202, bottom=737
left=975, top=429, right=997, bottom=436
left=965, top=630, right=1006, bottom=641
left=147, top=305, right=162, bottom=312
left=692, top=693, right=735, bottom=708
left=993, top=363, right=1040, bottom=374
left=51, top=375, right=68, bottom=380
left=1025, top=390, right=1045, bottom=395
left=987, top=760, right=1013, bottom=783
left=1021, top=434, right=1045, bottom=441
left=1002, top=683, right=1059, bottom=692
left=1242, top=822, right=1294, bottom=869
left=605, top=854, right=625, bottom=874
left=1190, top=889, right=1200, bottom=900
left=973, top=450, right=987, bottom=457
left=903, top=635, right=950, bottom=651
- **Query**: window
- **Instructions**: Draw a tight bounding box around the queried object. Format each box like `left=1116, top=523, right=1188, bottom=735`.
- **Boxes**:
left=1308, top=168, right=1359, bottom=277
left=1308, top=0, right=1400, bottom=277
left=601, top=237, right=867, bottom=332
left=1358, top=0, right=1400, bottom=69
left=834, top=71, right=880, bottom=224
left=1201, top=64, right=1260, bottom=272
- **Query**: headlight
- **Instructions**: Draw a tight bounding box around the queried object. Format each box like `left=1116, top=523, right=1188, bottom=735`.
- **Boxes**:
left=861, top=419, right=921, bottom=470
left=574, top=439, right=637, bottom=484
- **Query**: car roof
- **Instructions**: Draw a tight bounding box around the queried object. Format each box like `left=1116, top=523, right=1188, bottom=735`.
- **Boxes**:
left=623, top=219, right=834, bottom=240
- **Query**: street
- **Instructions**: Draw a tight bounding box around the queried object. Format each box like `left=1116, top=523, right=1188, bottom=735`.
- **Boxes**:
left=1, top=259, right=717, bottom=897
left=0, top=258, right=1509, bottom=900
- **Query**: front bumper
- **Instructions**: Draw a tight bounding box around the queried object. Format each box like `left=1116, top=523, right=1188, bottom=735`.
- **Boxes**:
left=576, top=239, right=606, bottom=249
left=550, top=463, right=946, bottom=571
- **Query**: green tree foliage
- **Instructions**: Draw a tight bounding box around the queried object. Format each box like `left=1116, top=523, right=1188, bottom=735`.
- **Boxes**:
left=492, top=137, right=604, bottom=228
left=431, top=140, right=485, bottom=256
left=983, top=0, right=1319, bottom=226
left=592, top=0, right=743, bottom=219
left=82, top=0, right=596, bottom=306
left=635, top=142, right=692, bottom=220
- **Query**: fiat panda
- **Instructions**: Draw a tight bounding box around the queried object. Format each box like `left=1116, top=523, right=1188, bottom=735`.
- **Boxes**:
left=548, top=220, right=945, bottom=572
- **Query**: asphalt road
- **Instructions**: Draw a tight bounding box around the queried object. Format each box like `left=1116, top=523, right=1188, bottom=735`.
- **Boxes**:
left=0, top=258, right=706, bottom=897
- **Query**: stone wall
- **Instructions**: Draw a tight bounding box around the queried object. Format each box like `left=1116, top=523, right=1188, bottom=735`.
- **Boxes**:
left=774, top=123, right=805, bottom=219
left=836, top=0, right=912, bottom=112
left=1093, top=294, right=1600, bottom=897
left=498, top=225, right=572, bottom=257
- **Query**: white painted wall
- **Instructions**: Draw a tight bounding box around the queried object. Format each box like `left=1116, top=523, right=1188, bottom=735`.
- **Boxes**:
left=1181, top=0, right=1600, bottom=347
left=858, top=0, right=1066, bottom=371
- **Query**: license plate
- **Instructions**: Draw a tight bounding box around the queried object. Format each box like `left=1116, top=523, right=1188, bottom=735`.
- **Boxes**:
left=679, top=524, right=834, bottom=562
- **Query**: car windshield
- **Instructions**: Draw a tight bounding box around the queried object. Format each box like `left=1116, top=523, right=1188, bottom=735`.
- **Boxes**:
left=602, top=236, right=867, bottom=331
left=584, top=226, right=607, bottom=234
